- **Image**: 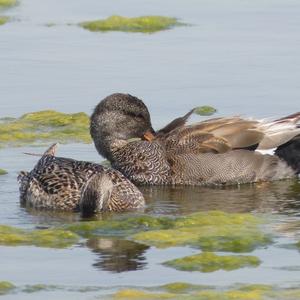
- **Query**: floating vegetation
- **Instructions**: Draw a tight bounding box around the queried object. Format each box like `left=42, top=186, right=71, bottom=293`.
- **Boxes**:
left=164, top=252, right=260, bottom=272
left=194, top=105, right=217, bottom=116
left=132, top=211, right=271, bottom=253
left=113, top=289, right=174, bottom=299
left=66, top=214, right=174, bottom=238
left=45, top=22, right=56, bottom=27
left=0, top=225, right=80, bottom=248
left=0, top=110, right=91, bottom=147
left=0, top=15, right=9, bottom=25
left=79, top=15, right=184, bottom=33
left=1, top=281, right=300, bottom=299
left=0, top=281, right=15, bottom=295
left=112, top=284, right=298, bottom=300
left=0, top=0, right=17, bottom=7
left=0, top=168, right=7, bottom=175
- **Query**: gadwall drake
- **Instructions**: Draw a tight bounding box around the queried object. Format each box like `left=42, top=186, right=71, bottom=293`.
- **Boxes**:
left=18, top=143, right=145, bottom=213
left=90, top=93, right=300, bottom=186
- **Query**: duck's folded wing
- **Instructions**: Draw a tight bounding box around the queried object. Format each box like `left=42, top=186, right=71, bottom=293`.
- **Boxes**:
left=160, top=114, right=300, bottom=154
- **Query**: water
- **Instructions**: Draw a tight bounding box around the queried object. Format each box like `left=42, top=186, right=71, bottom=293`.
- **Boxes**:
left=0, top=0, right=300, bottom=299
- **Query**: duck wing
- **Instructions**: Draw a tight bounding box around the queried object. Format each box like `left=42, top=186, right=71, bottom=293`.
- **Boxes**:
left=157, top=113, right=300, bottom=155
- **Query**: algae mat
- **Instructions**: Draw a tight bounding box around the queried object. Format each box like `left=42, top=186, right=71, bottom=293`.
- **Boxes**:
left=2, top=281, right=300, bottom=299
left=0, top=110, right=91, bottom=147
left=0, top=211, right=271, bottom=253
left=0, top=0, right=17, bottom=7
left=0, top=225, right=79, bottom=248
left=113, top=284, right=300, bottom=300
left=79, top=15, right=184, bottom=33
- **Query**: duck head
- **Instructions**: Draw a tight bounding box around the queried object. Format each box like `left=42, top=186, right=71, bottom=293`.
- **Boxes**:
left=90, top=93, right=155, bottom=160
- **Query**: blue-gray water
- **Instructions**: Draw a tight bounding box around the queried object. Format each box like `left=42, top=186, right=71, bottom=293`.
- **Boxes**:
left=1, top=0, right=300, bottom=299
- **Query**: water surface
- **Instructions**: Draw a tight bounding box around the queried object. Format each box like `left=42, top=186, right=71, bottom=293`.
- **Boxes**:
left=0, top=0, right=300, bottom=299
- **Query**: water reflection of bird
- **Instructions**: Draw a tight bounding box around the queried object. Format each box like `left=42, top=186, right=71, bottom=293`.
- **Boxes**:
left=18, top=143, right=145, bottom=213
left=140, top=180, right=300, bottom=215
left=90, top=93, right=300, bottom=186
left=86, top=237, right=148, bottom=273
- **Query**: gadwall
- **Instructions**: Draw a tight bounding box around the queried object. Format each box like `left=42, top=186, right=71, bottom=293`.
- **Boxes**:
left=18, top=143, right=145, bottom=212
left=90, top=93, right=300, bottom=186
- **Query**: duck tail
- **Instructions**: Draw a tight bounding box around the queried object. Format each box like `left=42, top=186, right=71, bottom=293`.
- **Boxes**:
left=275, top=134, right=300, bottom=174
left=80, top=173, right=113, bottom=215
left=43, top=143, right=59, bottom=156
left=17, top=171, right=30, bottom=204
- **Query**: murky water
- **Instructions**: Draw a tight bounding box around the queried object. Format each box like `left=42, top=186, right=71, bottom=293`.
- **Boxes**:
left=1, top=0, right=300, bottom=299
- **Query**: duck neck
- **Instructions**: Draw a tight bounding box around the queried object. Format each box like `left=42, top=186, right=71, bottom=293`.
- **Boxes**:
left=91, top=130, right=127, bottom=162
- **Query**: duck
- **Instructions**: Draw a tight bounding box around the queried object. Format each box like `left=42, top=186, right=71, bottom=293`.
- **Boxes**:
left=17, top=143, right=145, bottom=213
left=90, top=93, right=300, bottom=186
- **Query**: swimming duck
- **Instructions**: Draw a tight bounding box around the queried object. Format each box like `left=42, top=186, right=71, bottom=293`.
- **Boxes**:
left=90, top=93, right=300, bottom=186
left=18, top=143, right=145, bottom=213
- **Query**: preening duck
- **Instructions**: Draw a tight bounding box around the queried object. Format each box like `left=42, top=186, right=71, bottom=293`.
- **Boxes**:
left=90, top=93, right=300, bottom=185
left=18, top=143, right=145, bottom=213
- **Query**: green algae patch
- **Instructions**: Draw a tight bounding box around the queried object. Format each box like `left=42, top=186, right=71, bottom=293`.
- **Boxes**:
left=0, top=110, right=91, bottom=147
left=0, top=168, right=8, bottom=175
left=160, top=282, right=213, bottom=294
left=0, top=281, right=15, bottom=295
left=45, top=22, right=56, bottom=27
left=0, top=225, right=79, bottom=248
left=80, top=15, right=184, bottom=33
left=23, top=284, right=51, bottom=293
left=194, top=106, right=217, bottom=116
left=161, top=283, right=195, bottom=294
left=0, top=0, right=16, bottom=7
left=164, top=252, right=260, bottom=273
left=0, top=16, right=9, bottom=25
left=132, top=211, right=271, bottom=252
left=66, top=211, right=271, bottom=253
left=113, top=289, right=175, bottom=299
left=67, top=215, right=174, bottom=238
left=112, top=284, right=273, bottom=300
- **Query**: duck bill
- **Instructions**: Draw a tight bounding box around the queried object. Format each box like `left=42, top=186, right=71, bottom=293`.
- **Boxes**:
left=143, top=129, right=155, bottom=141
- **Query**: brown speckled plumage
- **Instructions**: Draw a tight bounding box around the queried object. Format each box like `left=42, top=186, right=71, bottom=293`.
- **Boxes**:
left=91, top=93, right=300, bottom=186
left=18, top=144, right=145, bottom=212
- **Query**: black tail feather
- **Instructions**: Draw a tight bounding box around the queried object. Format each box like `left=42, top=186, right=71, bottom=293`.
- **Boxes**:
left=275, top=134, right=300, bottom=174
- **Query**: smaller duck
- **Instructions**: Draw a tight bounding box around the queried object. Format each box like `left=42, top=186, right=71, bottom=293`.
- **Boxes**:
left=18, top=143, right=145, bottom=213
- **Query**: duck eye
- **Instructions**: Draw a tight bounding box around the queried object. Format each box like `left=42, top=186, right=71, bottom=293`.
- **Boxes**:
left=127, top=111, right=144, bottom=120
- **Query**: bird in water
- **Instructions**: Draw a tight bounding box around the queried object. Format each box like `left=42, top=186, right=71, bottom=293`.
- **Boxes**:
left=18, top=143, right=145, bottom=213
left=90, top=93, right=300, bottom=186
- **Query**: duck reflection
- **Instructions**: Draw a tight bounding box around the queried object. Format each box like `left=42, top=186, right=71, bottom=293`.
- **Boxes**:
left=140, top=179, right=300, bottom=216
left=86, top=237, right=149, bottom=273
left=20, top=207, right=81, bottom=227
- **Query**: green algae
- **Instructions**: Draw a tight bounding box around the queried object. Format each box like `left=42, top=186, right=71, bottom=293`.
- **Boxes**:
left=0, top=281, right=15, bottom=295
left=132, top=211, right=271, bottom=252
left=67, top=211, right=271, bottom=253
left=0, top=225, right=79, bottom=248
left=0, top=0, right=16, bottom=7
left=45, top=22, right=55, bottom=27
left=160, top=282, right=212, bottom=294
left=113, top=289, right=175, bottom=299
left=0, top=110, right=91, bottom=147
left=22, top=284, right=50, bottom=293
left=194, top=106, right=217, bottom=116
left=113, top=284, right=274, bottom=300
left=0, top=168, right=8, bottom=175
left=67, top=215, right=174, bottom=238
left=80, top=15, right=184, bottom=33
left=0, top=15, right=9, bottom=25
left=164, top=252, right=260, bottom=272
